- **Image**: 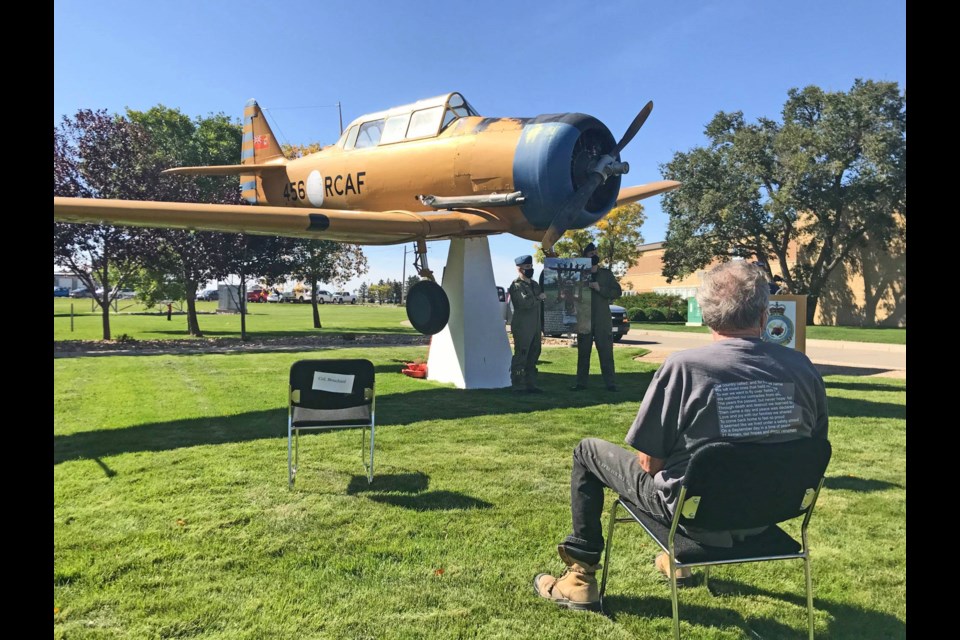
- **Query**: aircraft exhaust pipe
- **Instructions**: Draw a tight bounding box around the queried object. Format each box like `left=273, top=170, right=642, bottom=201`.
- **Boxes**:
left=418, top=191, right=525, bottom=209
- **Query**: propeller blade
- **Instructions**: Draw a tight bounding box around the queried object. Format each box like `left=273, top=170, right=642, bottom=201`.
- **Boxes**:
left=541, top=100, right=654, bottom=251
left=612, top=101, right=653, bottom=157
left=541, top=172, right=604, bottom=251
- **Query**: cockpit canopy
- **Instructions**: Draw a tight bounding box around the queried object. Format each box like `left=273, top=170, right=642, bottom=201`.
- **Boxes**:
left=337, top=92, right=479, bottom=150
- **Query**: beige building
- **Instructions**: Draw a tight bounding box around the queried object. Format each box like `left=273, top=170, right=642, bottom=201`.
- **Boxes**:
left=620, top=234, right=905, bottom=327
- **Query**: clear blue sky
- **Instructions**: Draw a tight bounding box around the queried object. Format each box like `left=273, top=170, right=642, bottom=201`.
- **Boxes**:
left=54, top=0, right=906, bottom=291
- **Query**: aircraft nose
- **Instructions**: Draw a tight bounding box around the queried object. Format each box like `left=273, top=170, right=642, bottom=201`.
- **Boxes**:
left=512, top=113, right=620, bottom=231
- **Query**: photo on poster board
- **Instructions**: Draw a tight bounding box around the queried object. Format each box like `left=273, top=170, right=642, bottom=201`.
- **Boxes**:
left=542, top=257, right=593, bottom=335
left=762, top=295, right=807, bottom=352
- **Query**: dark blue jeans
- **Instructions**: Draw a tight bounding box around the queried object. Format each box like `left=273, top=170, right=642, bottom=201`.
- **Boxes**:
left=560, top=438, right=670, bottom=565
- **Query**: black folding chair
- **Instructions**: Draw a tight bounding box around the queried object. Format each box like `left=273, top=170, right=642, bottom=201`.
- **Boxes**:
left=288, top=359, right=376, bottom=488
left=599, top=438, right=832, bottom=640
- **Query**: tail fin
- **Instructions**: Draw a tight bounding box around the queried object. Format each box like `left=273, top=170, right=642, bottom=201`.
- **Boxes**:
left=241, top=99, right=286, bottom=204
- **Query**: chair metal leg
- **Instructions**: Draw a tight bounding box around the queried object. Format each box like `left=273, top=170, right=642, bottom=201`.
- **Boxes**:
left=363, top=425, right=375, bottom=483
left=670, top=553, right=681, bottom=640
left=288, top=421, right=295, bottom=488
left=599, top=499, right=620, bottom=609
left=804, top=555, right=815, bottom=640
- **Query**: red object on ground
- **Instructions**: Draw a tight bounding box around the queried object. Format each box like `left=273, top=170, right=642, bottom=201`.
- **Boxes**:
left=402, top=362, right=427, bottom=378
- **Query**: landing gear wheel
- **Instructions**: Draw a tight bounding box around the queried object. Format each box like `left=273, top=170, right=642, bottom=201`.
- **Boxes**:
left=406, top=280, right=450, bottom=335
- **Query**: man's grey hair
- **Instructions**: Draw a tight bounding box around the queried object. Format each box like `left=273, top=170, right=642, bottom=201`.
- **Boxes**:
left=696, top=261, right=769, bottom=331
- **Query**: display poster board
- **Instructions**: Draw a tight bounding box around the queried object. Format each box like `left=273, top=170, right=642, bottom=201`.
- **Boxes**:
left=762, top=295, right=808, bottom=353
left=686, top=296, right=703, bottom=326
left=542, top=257, right=593, bottom=335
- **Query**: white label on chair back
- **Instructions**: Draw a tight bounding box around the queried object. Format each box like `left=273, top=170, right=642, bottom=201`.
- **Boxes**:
left=311, top=372, right=355, bottom=394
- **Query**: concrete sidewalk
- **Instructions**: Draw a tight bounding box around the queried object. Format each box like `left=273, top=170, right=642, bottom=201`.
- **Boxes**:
left=616, top=329, right=906, bottom=380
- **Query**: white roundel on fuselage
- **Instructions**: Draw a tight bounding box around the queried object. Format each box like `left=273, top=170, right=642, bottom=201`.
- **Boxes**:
left=306, top=171, right=324, bottom=206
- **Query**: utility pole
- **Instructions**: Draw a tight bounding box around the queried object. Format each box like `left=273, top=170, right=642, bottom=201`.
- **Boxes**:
left=401, top=244, right=410, bottom=304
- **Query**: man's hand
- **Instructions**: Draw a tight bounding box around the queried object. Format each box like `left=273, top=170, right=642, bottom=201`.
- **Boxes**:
left=589, top=282, right=600, bottom=291
left=538, top=293, right=546, bottom=300
left=636, top=451, right=665, bottom=475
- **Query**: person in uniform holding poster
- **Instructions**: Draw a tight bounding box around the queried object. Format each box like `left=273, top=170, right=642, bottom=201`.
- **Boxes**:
left=570, top=242, right=622, bottom=392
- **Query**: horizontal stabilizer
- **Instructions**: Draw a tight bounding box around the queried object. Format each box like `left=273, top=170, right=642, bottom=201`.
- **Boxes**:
left=615, top=180, right=681, bottom=206
left=162, top=164, right=287, bottom=176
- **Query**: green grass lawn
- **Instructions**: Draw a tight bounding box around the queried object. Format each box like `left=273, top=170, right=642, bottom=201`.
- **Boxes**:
left=630, top=322, right=906, bottom=345
left=54, top=346, right=906, bottom=639
left=54, top=299, right=416, bottom=341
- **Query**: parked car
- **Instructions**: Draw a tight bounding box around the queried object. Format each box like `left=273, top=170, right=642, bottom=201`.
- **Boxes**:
left=281, top=286, right=312, bottom=303
left=497, top=286, right=513, bottom=325
left=54, top=286, right=70, bottom=298
left=70, top=287, right=92, bottom=298
left=334, top=291, right=356, bottom=304
left=266, top=291, right=283, bottom=303
left=314, top=290, right=336, bottom=304
left=544, top=303, right=631, bottom=341
left=116, top=289, right=136, bottom=300
left=197, top=289, right=219, bottom=301
left=246, top=287, right=269, bottom=303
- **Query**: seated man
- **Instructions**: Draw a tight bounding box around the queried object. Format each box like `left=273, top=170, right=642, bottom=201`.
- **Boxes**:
left=533, top=261, right=829, bottom=611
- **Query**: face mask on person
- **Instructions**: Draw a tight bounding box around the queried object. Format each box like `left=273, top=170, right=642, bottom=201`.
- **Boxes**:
left=522, top=268, right=534, bottom=279
left=590, top=255, right=600, bottom=266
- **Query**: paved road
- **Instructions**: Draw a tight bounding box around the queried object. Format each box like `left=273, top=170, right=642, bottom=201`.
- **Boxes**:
left=614, top=329, right=906, bottom=380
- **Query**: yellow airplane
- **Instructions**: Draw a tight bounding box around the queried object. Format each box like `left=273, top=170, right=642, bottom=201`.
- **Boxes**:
left=54, top=91, right=679, bottom=334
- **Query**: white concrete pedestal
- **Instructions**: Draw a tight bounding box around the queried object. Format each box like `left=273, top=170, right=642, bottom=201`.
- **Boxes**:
left=427, top=237, right=513, bottom=389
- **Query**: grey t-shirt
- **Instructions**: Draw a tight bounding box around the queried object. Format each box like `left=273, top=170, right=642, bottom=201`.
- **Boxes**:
left=624, top=337, right=829, bottom=546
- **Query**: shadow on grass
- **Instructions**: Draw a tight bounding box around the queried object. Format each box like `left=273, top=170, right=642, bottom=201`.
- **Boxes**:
left=603, top=578, right=905, bottom=639
left=55, top=367, right=900, bottom=464
left=345, top=472, right=491, bottom=511
left=346, top=472, right=429, bottom=495
left=816, top=364, right=904, bottom=378
left=824, top=476, right=902, bottom=492
left=827, top=396, right=905, bottom=420
left=824, top=380, right=906, bottom=392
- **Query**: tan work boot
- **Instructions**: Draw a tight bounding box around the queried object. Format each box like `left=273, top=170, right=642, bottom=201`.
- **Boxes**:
left=533, top=551, right=602, bottom=612
left=655, top=552, right=694, bottom=587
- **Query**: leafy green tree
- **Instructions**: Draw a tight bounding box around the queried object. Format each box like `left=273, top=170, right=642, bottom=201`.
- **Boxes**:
left=533, top=204, right=645, bottom=276
left=660, top=79, right=905, bottom=323
left=53, top=109, right=160, bottom=339
left=127, top=106, right=243, bottom=336
left=358, top=282, right=370, bottom=304
left=287, top=240, right=368, bottom=328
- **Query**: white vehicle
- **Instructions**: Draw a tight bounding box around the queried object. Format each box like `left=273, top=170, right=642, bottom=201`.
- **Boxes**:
left=315, top=290, right=336, bottom=304
left=335, top=291, right=356, bottom=304
left=266, top=292, right=284, bottom=303
left=281, top=283, right=312, bottom=303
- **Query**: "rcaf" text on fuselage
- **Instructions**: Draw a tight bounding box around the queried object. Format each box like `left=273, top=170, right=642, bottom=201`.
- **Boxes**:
left=325, top=172, right=366, bottom=197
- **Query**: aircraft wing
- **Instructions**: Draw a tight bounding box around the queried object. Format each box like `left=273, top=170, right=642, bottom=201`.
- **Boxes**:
left=615, top=180, right=681, bottom=206
left=53, top=197, right=512, bottom=245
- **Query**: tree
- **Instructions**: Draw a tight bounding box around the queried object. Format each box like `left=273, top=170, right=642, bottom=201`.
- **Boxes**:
left=54, top=110, right=161, bottom=339
left=222, top=235, right=296, bottom=341
left=532, top=203, right=646, bottom=277
left=659, top=79, right=906, bottom=323
left=287, top=240, right=368, bottom=328
left=127, top=106, right=243, bottom=336
left=358, top=282, right=370, bottom=304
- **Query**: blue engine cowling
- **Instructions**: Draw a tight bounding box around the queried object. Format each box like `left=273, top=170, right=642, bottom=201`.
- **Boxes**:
left=512, top=113, right=621, bottom=231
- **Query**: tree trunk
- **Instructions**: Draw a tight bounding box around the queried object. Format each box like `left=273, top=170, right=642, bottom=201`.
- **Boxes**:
left=239, top=278, right=248, bottom=341
left=311, top=280, right=322, bottom=328
left=185, top=279, right=203, bottom=337
left=806, top=294, right=819, bottom=326
left=100, top=260, right=111, bottom=340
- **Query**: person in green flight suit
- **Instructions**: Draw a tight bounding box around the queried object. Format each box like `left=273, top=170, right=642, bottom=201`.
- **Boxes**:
left=571, top=242, right=622, bottom=392
left=508, top=255, right=546, bottom=393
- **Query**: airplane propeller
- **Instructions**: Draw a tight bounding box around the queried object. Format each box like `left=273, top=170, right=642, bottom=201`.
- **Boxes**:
left=541, top=101, right=654, bottom=253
